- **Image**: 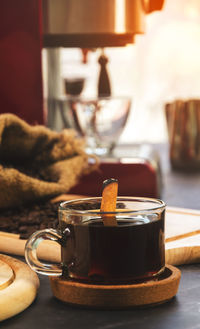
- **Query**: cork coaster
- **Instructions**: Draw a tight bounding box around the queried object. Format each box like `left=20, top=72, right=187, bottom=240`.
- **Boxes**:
left=50, top=264, right=181, bottom=309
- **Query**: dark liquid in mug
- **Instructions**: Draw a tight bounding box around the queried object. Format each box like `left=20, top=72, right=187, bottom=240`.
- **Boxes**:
left=60, top=213, right=165, bottom=284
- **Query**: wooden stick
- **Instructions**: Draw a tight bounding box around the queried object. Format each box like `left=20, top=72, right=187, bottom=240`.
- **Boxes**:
left=0, top=231, right=20, bottom=239
left=0, top=235, right=60, bottom=263
left=100, top=178, right=118, bottom=226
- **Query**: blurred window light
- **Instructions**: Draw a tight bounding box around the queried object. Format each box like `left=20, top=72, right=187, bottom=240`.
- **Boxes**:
left=184, top=0, right=200, bottom=20
left=60, top=0, right=200, bottom=144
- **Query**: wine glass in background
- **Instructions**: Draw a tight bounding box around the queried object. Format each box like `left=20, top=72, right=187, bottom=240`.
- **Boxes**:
left=57, top=76, right=86, bottom=129
left=68, top=96, right=132, bottom=156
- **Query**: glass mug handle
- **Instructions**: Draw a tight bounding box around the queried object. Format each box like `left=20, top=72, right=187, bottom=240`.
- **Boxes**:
left=25, top=229, right=64, bottom=276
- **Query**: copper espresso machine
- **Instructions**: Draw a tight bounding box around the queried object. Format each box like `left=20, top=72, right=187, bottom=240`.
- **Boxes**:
left=41, top=0, right=165, bottom=198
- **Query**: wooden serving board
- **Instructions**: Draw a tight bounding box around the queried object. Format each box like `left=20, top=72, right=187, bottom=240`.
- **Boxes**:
left=0, top=260, right=14, bottom=290
left=165, top=206, right=200, bottom=265
left=0, top=254, right=39, bottom=322
left=165, top=206, right=200, bottom=241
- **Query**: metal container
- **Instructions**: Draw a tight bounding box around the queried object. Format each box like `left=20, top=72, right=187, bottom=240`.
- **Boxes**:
left=42, top=0, right=164, bottom=47
left=41, top=0, right=165, bottom=129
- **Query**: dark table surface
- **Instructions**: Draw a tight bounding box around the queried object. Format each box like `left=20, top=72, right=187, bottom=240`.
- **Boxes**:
left=3, top=143, right=200, bottom=329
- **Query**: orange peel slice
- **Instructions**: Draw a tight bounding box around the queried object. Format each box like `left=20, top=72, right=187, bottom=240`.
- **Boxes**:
left=100, top=178, right=118, bottom=226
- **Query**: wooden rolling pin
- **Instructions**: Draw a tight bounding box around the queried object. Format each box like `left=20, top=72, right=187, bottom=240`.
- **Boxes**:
left=0, top=233, right=60, bottom=263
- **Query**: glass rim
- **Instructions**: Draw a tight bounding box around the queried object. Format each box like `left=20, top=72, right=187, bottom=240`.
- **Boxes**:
left=59, top=196, right=166, bottom=216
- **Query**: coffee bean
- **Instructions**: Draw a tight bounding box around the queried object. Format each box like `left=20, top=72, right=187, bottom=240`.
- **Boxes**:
left=0, top=201, right=60, bottom=239
left=39, top=223, right=46, bottom=230
left=0, top=200, right=125, bottom=240
left=19, top=226, right=28, bottom=233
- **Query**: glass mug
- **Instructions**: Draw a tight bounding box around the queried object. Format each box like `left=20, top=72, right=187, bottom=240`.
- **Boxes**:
left=25, top=197, right=166, bottom=284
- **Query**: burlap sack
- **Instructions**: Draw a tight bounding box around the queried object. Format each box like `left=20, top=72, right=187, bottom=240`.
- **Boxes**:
left=0, top=113, right=97, bottom=209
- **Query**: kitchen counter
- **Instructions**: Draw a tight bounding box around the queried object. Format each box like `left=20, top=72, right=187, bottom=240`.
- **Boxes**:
left=2, top=143, right=200, bottom=328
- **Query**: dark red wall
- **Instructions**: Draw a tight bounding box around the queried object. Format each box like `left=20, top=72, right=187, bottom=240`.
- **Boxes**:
left=0, top=0, right=44, bottom=124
